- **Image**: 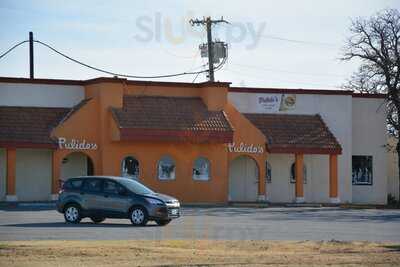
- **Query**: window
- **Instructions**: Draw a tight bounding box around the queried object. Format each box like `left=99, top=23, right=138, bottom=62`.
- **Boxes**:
left=82, top=179, right=102, bottom=192
left=158, top=155, right=176, bottom=180
left=63, top=179, right=83, bottom=190
left=266, top=161, right=272, bottom=183
left=119, top=179, right=154, bottom=195
left=103, top=180, right=122, bottom=195
left=193, top=157, right=210, bottom=180
left=121, top=156, right=139, bottom=179
left=352, top=156, right=373, bottom=185
left=290, top=163, right=307, bottom=184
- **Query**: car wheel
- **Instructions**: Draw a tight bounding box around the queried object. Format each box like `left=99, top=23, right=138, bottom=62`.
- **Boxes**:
left=64, top=204, right=81, bottom=224
left=130, top=206, right=148, bottom=226
left=155, top=219, right=171, bottom=226
left=90, top=216, right=105, bottom=224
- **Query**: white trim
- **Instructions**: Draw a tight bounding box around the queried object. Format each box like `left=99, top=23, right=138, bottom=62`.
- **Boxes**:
left=330, top=197, right=340, bottom=204
left=50, top=194, right=59, bottom=201
left=295, top=197, right=305, bottom=203
left=5, top=195, right=17, bottom=202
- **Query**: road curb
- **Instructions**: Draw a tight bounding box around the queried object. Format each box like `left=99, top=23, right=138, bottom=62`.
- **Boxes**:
left=0, top=201, right=56, bottom=209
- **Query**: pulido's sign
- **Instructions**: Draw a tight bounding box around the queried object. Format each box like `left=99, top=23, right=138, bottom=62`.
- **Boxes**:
left=227, top=142, right=264, bottom=154
left=257, top=93, right=296, bottom=112
left=58, top=137, right=98, bottom=150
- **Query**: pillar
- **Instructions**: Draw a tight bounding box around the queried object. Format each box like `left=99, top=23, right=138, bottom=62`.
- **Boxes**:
left=295, top=153, right=304, bottom=203
left=329, top=154, right=340, bottom=203
left=6, top=148, right=17, bottom=201
left=258, top=158, right=266, bottom=201
left=51, top=151, right=61, bottom=200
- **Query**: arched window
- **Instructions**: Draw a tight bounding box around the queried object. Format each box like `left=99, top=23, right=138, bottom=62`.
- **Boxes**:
left=266, top=161, right=272, bottom=183
left=290, top=162, right=307, bottom=184
left=158, top=155, right=175, bottom=180
left=121, top=156, right=139, bottom=179
left=193, top=157, right=210, bottom=180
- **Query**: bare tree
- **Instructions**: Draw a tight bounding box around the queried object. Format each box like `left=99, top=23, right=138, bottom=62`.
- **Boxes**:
left=342, top=8, right=400, bottom=204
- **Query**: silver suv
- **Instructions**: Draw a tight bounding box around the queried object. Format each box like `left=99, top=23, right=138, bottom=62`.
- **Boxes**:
left=56, top=176, right=180, bottom=226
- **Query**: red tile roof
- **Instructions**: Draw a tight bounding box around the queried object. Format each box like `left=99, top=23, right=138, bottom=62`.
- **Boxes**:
left=0, top=106, right=70, bottom=147
left=243, top=113, right=342, bottom=154
left=111, top=96, right=234, bottom=143
left=55, top=98, right=92, bottom=127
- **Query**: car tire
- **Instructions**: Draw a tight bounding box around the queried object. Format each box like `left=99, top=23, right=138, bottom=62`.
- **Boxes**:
left=129, top=206, right=148, bottom=226
left=90, top=216, right=105, bottom=224
left=64, top=204, right=82, bottom=224
left=155, top=219, right=171, bottom=226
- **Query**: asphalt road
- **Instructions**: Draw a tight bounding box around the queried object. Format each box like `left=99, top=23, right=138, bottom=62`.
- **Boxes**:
left=0, top=206, right=399, bottom=241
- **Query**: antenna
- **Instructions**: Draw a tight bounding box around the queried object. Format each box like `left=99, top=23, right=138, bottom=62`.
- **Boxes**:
left=190, top=17, right=228, bottom=82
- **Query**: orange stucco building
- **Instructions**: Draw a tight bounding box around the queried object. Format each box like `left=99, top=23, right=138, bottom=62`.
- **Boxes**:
left=50, top=78, right=268, bottom=203
left=0, top=76, right=349, bottom=204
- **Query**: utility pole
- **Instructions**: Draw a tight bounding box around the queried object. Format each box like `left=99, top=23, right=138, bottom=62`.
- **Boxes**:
left=205, top=18, right=214, bottom=82
left=29, top=31, right=34, bottom=79
left=190, top=17, right=228, bottom=82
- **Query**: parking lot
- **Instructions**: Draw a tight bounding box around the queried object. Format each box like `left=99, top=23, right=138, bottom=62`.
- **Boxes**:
left=0, top=206, right=399, bottom=241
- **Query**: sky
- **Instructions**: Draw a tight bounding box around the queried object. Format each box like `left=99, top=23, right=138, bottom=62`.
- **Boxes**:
left=0, top=0, right=399, bottom=89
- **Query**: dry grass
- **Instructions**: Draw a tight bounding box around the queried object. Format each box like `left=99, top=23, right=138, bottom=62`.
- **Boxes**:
left=0, top=240, right=399, bottom=266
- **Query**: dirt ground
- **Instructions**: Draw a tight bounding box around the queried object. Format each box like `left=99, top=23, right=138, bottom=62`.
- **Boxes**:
left=0, top=240, right=399, bottom=266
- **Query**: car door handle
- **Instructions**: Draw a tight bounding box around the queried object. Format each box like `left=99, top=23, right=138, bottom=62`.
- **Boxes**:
left=104, top=194, right=109, bottom=198
left=80, top=192, right=85, bottom=195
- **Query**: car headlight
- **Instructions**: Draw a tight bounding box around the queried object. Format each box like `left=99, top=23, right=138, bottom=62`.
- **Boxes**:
left=146, top=198, right=164, bottom=205
left=173, top=200, right=180, bottom=207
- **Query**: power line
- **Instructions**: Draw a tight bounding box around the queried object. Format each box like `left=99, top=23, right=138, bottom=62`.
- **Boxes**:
left=232, top=63, right=346, bottom=78
left=0, top=39, right=228, bottom=79
left=192, top=72, right=202, bottom=83
left=259, top=34, right=339, bottom=47
left=33, top=40, right=213, bottom=79
left=226, top=67, right=341, bottom=88
left=218, top=22, right=340, bottom=48
left=0, top=40, right=28, bottom=60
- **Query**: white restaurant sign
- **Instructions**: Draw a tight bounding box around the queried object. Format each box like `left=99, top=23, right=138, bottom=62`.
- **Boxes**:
left=58, top=137, right=98, bottom=150
left=256, top=94, right=296, bottom=112
left=227, top=142, right=264, bottom=154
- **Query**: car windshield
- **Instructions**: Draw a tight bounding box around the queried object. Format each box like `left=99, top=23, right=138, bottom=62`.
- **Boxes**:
left=118, top=179, right=154, bottom=195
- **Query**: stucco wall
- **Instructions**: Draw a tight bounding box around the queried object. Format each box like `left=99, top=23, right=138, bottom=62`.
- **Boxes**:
left=266, top=154, right=330, bottom=203
left=352, top=97, right=387, bottom=204
left=60, top=152, right=88, bottom=180
left=0, top=82, right=84, bottom=107
left=15, top=149, right=52, bottom=201
left=99, top=142, right=229, bottom=204
left=387, top=137, right=399, bottom=201
left=309, top=155, right=330, bottom=203
left=387, top=149, right=399, bottom=201
left=266, top=154, right=294, bottom=202
left=229, top=92, right=353, bottom=203
left=0, top=149, right=6, bottom=201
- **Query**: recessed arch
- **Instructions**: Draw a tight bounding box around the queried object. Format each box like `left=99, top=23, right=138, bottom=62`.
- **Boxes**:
left=290, top=162, right=307, bottom=184
left=121, top=156, right=140, bottom=180
left=60, top=151, right=94, bottom=180
left=157, top=155, right=176, bottom=180
left=193, top=156, right=211, bottom=180
left=229, top=155, right=259, bottom=202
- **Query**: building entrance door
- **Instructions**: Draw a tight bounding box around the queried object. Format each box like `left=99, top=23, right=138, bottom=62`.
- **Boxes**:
left=229, top=156, right=259, bottom=202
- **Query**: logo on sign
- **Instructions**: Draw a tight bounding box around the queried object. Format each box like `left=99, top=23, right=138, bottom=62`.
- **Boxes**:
left=256, top=94, right=296, bottom=112
left=227, top=142, right=264, bottom=154
left=58, top=137, right=98, bottom=150
left=258, top=96, right=279, bottom=104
